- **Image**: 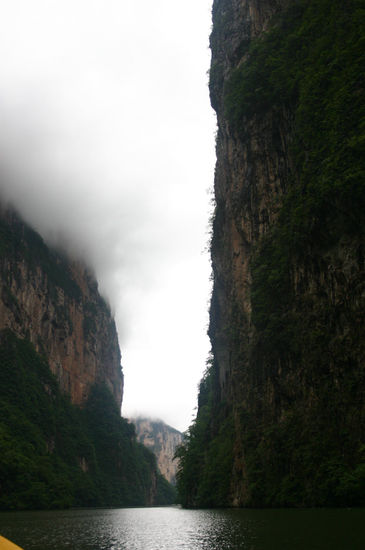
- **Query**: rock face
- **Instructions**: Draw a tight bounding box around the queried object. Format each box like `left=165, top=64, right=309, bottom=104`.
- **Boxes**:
left=209, top=0, right=294, bottom=403
left=132, top=418, right=182, bottom=485
left=0, top=205, right=123, bottom=408
left=0, top=203, right=177, bottom=510
left=177, top=0, right=365, bottom=508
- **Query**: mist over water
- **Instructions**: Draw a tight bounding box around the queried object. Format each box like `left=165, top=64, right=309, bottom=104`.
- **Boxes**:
left=0, top=0, right=216, bottom=431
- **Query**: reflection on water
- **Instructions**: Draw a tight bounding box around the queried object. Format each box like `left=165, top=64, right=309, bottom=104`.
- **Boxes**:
left=0, top=506, right=364, bottom=550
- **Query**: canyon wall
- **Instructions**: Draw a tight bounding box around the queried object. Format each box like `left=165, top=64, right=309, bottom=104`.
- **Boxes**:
left=132, top=417, right=182, bottom=485
left=177, top=0, right=365, bottom=507
left=0, top=204, right=123, bottom=408
left=0, top=203, right=176, bottom=509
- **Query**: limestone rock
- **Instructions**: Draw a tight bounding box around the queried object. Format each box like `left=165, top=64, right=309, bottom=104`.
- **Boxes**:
left=0, top=204, right=123, bottom=408
left=132, top=417, right=182, bottom=485
left=192, top=0, right=365, bottom=507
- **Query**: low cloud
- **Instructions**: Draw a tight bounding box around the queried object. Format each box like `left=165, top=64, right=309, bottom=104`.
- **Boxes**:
left=0, top=0, right=216, bottom=431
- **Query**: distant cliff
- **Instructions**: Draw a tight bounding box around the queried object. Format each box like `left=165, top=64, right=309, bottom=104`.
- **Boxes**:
left=132, top=417, right=182, bottom=485
left=0, top=203, right=175, bottom=509
left=177, top=0, right=365, bottom=507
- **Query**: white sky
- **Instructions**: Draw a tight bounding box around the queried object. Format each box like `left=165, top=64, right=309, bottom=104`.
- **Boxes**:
left=0, top=1, right=216, bottom=432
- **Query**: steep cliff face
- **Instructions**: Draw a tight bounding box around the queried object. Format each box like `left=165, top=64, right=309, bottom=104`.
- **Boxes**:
left=177, top=0, right=365, bottom=507
left=0, top=205, right=123, bottom=407
left=132, top=418, right=182, bottom=485
left=209, top=0, right=293, bottom=405
left=0, top=203, right=176, bottom=509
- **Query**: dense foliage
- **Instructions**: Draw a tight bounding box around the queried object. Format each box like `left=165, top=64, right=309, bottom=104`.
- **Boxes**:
left=177, top=0, right=365, bottom=507
left=0, top=330, right=175, bottom=510
left=176, top=360, right=235, bottom=507
left=245, top=0, right=365, bottom=506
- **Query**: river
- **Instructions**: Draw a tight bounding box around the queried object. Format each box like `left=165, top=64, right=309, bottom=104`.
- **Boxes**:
left=0, top=506, right=364, bottom=550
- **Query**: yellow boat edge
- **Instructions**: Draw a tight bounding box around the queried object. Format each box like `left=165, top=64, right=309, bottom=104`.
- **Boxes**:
left=0, top=536, right=24, bottom=550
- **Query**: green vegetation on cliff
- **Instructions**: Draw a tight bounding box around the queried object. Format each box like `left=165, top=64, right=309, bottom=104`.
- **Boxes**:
left=176, top=360, right=235, bottom=507
left=241, top=0, right=365, bottom=506
left=0, top=330, right=175, bottom=510
left=177, top=0, right=365, bottom=507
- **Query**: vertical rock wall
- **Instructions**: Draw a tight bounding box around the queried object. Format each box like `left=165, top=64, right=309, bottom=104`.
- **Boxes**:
left=0, top=205, right=123, bottom=408
left=201, top=0, right=365, bottom=506
left=132, top=417, right=182, bottom=485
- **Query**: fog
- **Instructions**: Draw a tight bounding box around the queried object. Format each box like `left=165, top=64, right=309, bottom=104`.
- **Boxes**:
left=0, top=1, right=216, bottom=431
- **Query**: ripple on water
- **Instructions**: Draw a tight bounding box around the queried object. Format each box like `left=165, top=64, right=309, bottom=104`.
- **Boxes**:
left=0, top=506, right=364, bottom=550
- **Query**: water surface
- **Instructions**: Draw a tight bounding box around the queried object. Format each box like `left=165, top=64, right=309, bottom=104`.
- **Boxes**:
left=0, top=506, right=364, bottom=550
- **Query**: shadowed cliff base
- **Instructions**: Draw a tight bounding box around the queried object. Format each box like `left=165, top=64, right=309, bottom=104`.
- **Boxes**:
left=0, top=330, right=176, bottom=509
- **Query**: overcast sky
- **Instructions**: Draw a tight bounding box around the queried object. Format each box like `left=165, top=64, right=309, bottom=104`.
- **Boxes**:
left=0, top=0, right=216, bottom=432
